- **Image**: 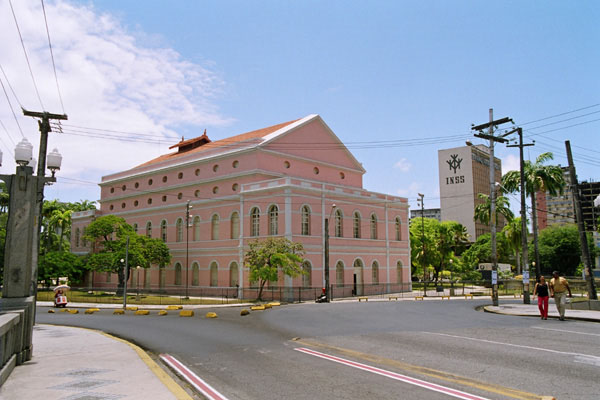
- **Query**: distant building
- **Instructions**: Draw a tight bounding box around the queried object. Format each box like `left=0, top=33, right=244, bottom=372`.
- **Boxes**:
left=438, top=144, right=503, bottom=240
left=410, top=208, right=441, bottom=221
left=72, top=114, right=411, bottom=298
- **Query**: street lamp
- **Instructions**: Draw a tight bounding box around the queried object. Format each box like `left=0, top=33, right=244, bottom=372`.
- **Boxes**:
left=185, top=201, right=192, bottom=300
left=324, top=203, right=336, bottom=302
left=449, top=259, right=455, bottom=296
left=136, top=266, right=141, bottom=301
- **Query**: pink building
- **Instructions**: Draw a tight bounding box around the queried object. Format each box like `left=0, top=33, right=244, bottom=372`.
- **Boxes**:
left=71, top=115, right=410, bottom=299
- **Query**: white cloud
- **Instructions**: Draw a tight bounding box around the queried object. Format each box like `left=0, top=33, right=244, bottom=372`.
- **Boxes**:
left=0, top=0, right=230, bottom=202
left=396, top=182, right=421, bottom=197
left=502, top=154, right=520, bottom=174
left=393, top=158, right=412, bottom=172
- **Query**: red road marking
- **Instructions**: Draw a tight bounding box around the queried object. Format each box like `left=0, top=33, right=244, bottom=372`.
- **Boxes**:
left=160, top=354, right=229, bottom=400
left=294, top=347, right=491, bottom=400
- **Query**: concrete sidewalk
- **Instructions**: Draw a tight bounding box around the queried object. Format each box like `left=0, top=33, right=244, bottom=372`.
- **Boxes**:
left=484, top=303, right=600, bottom=322
left=0, top=324, right=193, bottom=400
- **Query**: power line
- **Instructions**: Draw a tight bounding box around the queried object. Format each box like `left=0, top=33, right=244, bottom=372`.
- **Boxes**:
left=40, top=0, right=65, bottom=114
left=0, top=76, right=25, bottom=139
left=9, top=0, right=45, bottom=110
left=518, top=103, right=600, bottom=126
left=0, top=63, right=24, bottom=109
left=0, top=119, right=15, bottom=155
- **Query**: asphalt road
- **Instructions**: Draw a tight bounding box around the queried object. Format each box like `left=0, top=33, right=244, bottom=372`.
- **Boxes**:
left=37, top=300, right=600, bottom=400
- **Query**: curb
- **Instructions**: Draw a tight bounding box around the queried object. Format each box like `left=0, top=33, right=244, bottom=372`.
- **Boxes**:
left=482, top=306, right=600, bottom=323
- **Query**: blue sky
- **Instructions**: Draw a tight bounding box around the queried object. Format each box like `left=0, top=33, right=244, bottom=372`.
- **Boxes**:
left=1, top=0, right=599, bottom=212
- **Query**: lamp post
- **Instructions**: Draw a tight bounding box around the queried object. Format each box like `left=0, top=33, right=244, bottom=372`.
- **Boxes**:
left=136, top=266, right=141, bottom=301
left=449, top=259, right=454, bottom=296
left=417, top=193, right=426, bottom=296
left=185, top=201, right=192, bottom=300
left=324, top=203, right=336, bottom=302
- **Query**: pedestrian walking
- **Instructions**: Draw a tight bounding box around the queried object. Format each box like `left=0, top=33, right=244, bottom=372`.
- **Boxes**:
left=549, top=271, right=572, bottom=321
left=533, top=276, right=549, bottom=320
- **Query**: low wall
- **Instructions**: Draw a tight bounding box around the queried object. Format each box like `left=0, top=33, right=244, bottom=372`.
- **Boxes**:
left=0, top=296, right=35, bottom=387
left=567, top=299, right=600, bottom=311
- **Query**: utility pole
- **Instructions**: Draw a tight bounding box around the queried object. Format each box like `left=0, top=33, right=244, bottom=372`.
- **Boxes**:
left=324, top=216, right=330, bottom=302
left=472, top=109, right=512, bottom=307
left=565, top=141, right=597, bottom=300
left=185, top=200, right=191, bottom=299
left=417, top=193, right=426, bottom=295
left=506, top=127, right=534, bottom=304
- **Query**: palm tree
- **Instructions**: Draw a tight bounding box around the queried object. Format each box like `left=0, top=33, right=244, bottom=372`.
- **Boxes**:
left=502, top=217, right=527, bottom=274
left=502, top=152, right=565, bottom=279
left=473, top=193, right=514, bottom=226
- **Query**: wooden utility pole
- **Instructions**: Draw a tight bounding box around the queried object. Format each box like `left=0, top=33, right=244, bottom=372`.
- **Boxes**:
left=472, top=109, right=513, bottom=307
left=507, top=127, right=534, bottom=304
left=565, top=141, right=597, bottom=300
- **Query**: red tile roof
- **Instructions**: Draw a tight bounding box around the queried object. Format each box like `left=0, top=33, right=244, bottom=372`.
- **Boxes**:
left=136, top=118, right=301, bottom=168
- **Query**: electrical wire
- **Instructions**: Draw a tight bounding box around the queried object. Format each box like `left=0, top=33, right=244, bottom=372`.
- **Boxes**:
left=40, top=0, right=65, bottom=114
left=0, top=63, right=24, bottom=109
left=0, top=119, right=15, bottom=155
left=0, top=76, right=25, bottom=140
left=8, top=0, right=45, bottom=110
left=518, top=103, right=600, bottom=127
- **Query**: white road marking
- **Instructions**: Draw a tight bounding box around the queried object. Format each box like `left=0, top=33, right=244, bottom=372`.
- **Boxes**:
left=160, top=354, right=229, bottom=400
left=532, top=326, right=600, bottom=337
left=422, top=332, right=600, bottom=363
left=295, top=347, right=491, bottom=400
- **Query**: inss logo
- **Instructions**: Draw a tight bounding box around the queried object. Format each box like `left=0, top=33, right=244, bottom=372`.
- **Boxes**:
left=446, top=154, right=462, bottom=173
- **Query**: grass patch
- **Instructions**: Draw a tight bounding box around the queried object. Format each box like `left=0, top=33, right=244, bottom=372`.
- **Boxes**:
left=37, top=290, right=242, bottom=305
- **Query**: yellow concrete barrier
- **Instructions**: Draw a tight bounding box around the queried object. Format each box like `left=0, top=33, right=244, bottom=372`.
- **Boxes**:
left=84, top=309, right=97, bottom=314
left=113, top=309, right=125, bottom=315
left=415, top=296, right=424, bottom=301
left=240, top=309, right=250, bottom=316
left=67, top=309, right=79, bottom=314
left=126, top=306, right=138, bottom=311
left=47, top=309, right=55, bottom=313
left=264, top=304, right=272, bottom=309
left=358, top=297, right=368, bottom=302
left=167, top=305, right=183, bottom=310
left=441, top=296, right=450, bottom=300
left=179, top=310, right=194, bottom=317
left=135, top=310, right=149, bottom=315
left=388, top=296, right=399, bottom=301
left=464, top=294, right=473, bottom=299
left=205, top=312, right=218, bottom=318
left=158, top=310, right=168, bottom=316
left=251, top=305, right=265, bottom=311
left=268, top=302, right=281, bottom=307
left=59, top=308, right=69, bottom=312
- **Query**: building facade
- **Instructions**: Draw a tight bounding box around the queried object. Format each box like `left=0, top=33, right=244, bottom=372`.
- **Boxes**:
left=71, top=115, right=411, bottom=298
left=410, top=208, right=441, bottom=222
left=438, top=144, right=503, bottom=240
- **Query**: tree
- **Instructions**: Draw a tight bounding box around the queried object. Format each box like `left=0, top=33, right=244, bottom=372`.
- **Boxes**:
left=502, top=152, right=565, bottom=279
left=39, top=251, right=84, bottom=287
left=537, top=224, right=597, bottom=276
left=502, top=217, right=527, bottom=273
left=245, top=237, right=305, bottom=300
left=462, top=232, right=512, bottom=271
left=473, top=193, right=514, bottom=226
left=83, top=215, right=171, bottom=294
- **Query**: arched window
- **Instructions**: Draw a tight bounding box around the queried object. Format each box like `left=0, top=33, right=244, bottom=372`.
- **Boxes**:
left=174, top=263, right=182, bottom=285
left=301, top=206, right=311, bottom=235
left=370, top=214, right=378, bottom=240
left=210, top=262, right=218, bottom=287
left=372, top=261, right=379, bottom=284
left=397, top=261, right=403, bottom=286
left=302, top=261, right=312, bottom=288
left=176, top=218, right=183, bottom=242
left=395, top=217, right=402, bottom=241
left=336, top=261, right=344, bottom=285
left=335, top=209, right=343, bottom=238
left=211, top=214, right=220, bottom=240
left=230, top=212, right=240, bottom=239
left=133, top=223, right=138, bottom=234
left=268, top=205, right=279, bottom=235
left=250, top=207, right=260, bottom=237
left=353, top=212, right=361, bottom=239
left=229, top=262, right=239, bottom=287
left=160, top=220, right=167, bottom=242
left=191, top=216, right=200, bottom=241
left=146, top=221, right=152, bottom=238
left=75, top=228, right=80, bottom=247
left=192, top=262, right=199, bottom=286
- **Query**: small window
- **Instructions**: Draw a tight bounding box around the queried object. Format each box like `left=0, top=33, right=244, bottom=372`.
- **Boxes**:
left=195, top=190, right=200, bottom=197
left=134, top=182, right=139, bottom=188
left=177, top=192, right=183, bottom=200
left=110, top=188, right=114, bottom=193
left=109, top=204, right=114, bottom=210
left=212, top=186, right=219, bottom=194
left=148, top=179, right=153, bottom=186
left=134, top=200, right=139, bottom=207
left=162, top=195, right=167, bottom=202
left=122, top=185, right=126, bottom=191
left=284, top=161, right=290, bottom=169
left=178, top=172, right=183, bottom=179
left=121, top=202, right=126, bottom=209
left=340, top=172, right=345, bottom=179
left=147, top=198, right=152, bottom=205
left=313, top=167, right=319, bottom=175
left=301, top=206, right=311, bottom=236
left=213, top=164, right=219, bottom=172
left=232, top=183, right=239, bottom=192
left=268, top=205, right=279, bottom=235
left=162, top=176, right=167, bottom=183
left=232, top=160, right=239, bottom=168
left=195, top=168, right=200, bottom=176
